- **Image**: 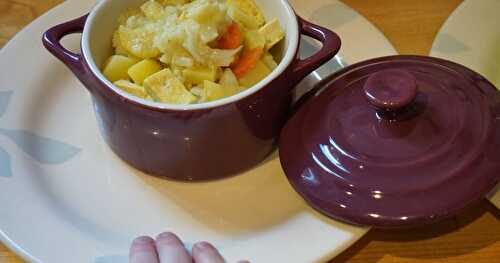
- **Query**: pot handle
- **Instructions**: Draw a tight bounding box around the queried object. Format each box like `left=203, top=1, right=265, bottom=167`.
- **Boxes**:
left=42, top=15, right=88, bottom=80
left=292, top=16, right=341, bottom=82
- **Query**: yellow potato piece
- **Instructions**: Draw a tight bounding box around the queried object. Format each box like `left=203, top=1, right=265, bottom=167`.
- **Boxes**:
left=239, top=60, right=271, bottom=87
left=201, top=80, right=226, bottom=102
left=244, top=30, right=266, bottom=50
left=114, top=80, right=148, bottom=98
left=102, top=55, right=140, bottom=82
left=259, top=18, right=285, bottom=50
left=228, top=0, right=265, bottom=27
left=262, top=52, right=278, bottom=70
left=183, top=67, right=217, bottom=84
left=228, top=5, right=260, bottom=29
left=128, top=59, right=163, bottom=85
left=119, top=26, right=161, bottom=59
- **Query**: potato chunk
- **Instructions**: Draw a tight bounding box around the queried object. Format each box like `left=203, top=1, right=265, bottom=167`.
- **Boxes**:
left=128, top=59, right=162, bottom=85
left=262, top=52, right=278, bottom=70
left=183, top=67, right=217, bottom=84
left=238, top=60, right=271, bottom=87
left=244, top=30, right=266, bottom=50
left=102, top=55, right=139, bottom=82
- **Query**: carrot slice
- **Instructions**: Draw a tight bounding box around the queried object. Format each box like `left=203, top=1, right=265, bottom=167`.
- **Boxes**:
left=218, top=23, right=242, bottom=49
left=231, top=47, right=264, bottom=78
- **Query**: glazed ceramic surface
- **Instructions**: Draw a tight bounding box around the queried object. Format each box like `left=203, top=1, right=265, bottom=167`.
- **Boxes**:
left=280, top=55, right=500, bottom=228
left=0, top=0, right=395, bottom=262
left=43, top=0, right=341, bottom=181
left=430, top=0, right=500, bottom=209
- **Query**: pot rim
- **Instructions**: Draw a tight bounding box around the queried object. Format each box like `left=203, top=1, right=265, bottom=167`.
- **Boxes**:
left=81, top=0, right=300, bottom=111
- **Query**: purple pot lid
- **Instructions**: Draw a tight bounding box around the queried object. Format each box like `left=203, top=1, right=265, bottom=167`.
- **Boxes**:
left=279, top=55, right=500, bottom=228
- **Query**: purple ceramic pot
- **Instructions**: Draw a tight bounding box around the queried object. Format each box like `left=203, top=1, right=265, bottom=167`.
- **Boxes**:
left=42, top=0, right=341, bottom=181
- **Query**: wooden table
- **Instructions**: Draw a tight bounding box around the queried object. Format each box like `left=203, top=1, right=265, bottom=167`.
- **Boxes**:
left=1, top=0, right=499, bottom=262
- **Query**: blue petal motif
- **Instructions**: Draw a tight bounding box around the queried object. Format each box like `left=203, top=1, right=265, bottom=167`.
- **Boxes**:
left=0, top=146, right=12, bottom=177
left=0, top=129, right=81, bottom=164
left=0, top=90, right=13, bottom=118
left=94, top=255, right=128, bottom=263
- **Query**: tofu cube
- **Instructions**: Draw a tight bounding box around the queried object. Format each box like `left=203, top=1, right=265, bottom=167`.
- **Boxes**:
left=114, top=80, right=148, bottom=98
left=259, top=19, right=285, bottom=50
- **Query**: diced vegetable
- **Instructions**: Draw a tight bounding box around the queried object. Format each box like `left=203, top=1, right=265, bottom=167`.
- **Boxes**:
left=128, top=59, right=163, bottom=84
left=143, top=68, right=196, bottom=104
left=144, top=68, right=175, bottom=91
left=156, top=78, right=197, bottom=104
left=259, top=18, right=285, bottom=50
left=228, top=0, right=265, bottom=28
left=102, top=55, right=140, bottom=82
left=141, top=0, right=164, bottom=20
left=172, top=55, right=194, bottom=68
left=183, top=66, right=217, bottom=84
left=262, top=52, right=278, bottom=70
left=218, top=23, right=242, bottom=49
left=114, top=80, right=149, bottom=98
left=112, top=31, right=129, bottom=56
left=244, top=30, right=265, bottom=50
left=219, top=69, right=241, bottom=96
left=238, top=60, right=270, bottom=87
left=227, top=5, right=260, bottom=29
left=231, top=47, right=264, bottom=78
left=220, top=69, right=239, bottom=90
left=186, top=1, right=225, bottom=24
left=201, top=80, right=226, bottom=102
left=119, top=26, right=161, bottom=59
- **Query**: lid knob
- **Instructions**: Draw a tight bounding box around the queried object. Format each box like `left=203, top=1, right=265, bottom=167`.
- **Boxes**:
left=364, top=69, right=418, bottom=111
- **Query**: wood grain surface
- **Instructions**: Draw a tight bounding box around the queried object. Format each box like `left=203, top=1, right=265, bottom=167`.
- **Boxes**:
left=1, top=0, right=499, bottom=262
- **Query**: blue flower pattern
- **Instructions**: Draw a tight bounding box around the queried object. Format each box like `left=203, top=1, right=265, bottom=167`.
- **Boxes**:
left=0, top=90, right=81, bottom=177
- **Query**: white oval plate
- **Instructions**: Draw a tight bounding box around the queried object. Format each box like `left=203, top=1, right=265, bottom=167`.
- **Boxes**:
left=430, top=0, right=500, bottom=209
left=0, top=1, right=395, bottom=262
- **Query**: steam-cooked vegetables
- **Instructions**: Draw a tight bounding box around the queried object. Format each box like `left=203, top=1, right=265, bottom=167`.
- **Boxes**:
left=102, top=0, right=285, bottom=105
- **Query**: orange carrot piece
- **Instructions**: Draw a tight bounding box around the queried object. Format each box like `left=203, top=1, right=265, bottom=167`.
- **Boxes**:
left=231, top=48, right=264, bottom=78
left=218, top=23, right=242, bottom=49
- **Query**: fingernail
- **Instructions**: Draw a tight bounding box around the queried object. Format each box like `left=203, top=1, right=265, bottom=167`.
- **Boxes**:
left=194, top=241, right=213, bottom=250
left=133, top=236, right=154, bottom=245
left=156, top=232, right=183, bottom=246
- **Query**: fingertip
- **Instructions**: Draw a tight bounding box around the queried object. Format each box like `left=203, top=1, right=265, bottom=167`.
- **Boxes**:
left=129, top=236, right=159, bottom=263
left=130, top=236, right=155, bottom=251
left=155, top=232, right=181, bottom=244
left=193, top=241, right=215, bottom=251
left=193, top=241, right=225, bottom=263
left=155, top=232, right=192, bottom=263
